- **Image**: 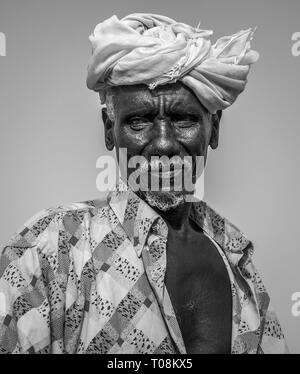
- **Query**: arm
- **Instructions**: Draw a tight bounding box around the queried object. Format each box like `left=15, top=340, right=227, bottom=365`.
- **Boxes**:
left=0, top=209, right=60, bottom=354
left=0, top=243, right=51, bottom=353
left=245, top=259, right=289, bottom=354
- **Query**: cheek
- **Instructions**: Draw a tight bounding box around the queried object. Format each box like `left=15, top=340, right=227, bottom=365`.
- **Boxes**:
left=178, top=123, right=212, bottom=155
left=113, top=124, right=149, bottom=154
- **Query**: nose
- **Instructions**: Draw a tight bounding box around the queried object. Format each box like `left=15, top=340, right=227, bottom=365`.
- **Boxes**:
left=146, top=118, right=181, bottom=158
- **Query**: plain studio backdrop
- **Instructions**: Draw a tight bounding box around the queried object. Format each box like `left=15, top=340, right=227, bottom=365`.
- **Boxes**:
left=0, top=0, right=299, bottom=353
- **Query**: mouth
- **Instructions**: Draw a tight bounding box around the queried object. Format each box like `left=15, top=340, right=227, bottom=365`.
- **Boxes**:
left=152, top=168, right=183, bottom=178
left=127, top=154, right=198, bottom=193
left=141, top=166, right=192, bottom=193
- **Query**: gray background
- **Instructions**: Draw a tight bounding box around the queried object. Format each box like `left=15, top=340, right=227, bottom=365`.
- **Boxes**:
left=0, top=0, right=299, bottom=353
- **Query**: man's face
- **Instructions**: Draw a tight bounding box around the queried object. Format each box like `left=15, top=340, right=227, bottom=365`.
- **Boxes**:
left=102, top=82, right=221, bottom=210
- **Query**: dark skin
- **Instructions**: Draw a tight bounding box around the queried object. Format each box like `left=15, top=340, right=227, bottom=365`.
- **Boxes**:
left=102, top=82, right=232, bottom=354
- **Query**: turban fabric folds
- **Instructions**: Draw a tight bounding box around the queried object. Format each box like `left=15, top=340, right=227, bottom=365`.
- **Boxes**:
left=86, top=13, right=259, bottom=114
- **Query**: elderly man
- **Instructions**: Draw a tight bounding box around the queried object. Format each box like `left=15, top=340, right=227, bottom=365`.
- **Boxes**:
left=0, top=13, right=288, bottom=354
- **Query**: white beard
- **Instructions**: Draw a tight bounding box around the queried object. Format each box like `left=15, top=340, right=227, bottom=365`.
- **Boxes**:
left=129, top=155, right=196, bottom=211
left=143, top=191, right=185, bottom=211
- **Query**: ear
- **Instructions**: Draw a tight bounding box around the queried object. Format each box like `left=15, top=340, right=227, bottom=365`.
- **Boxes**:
left=209, top=110, right=222, bottom=150
left=102, top=107, right=115, bottom=151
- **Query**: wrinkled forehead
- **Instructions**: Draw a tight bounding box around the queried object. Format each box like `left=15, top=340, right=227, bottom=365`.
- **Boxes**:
left=105, top=82, right=209, bottom=116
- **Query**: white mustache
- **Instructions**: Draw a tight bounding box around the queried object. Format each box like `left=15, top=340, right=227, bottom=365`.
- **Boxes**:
left=126, top=155, right=197, bottom=193
left=137, top=157, right=193, bottom=175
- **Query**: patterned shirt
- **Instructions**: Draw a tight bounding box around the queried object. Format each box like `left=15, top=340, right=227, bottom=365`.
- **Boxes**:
left=0, top=187, right=288, bottom=354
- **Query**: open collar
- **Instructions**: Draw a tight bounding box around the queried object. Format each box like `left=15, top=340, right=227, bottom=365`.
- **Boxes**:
left=108, top=185, right=257, bottom=354
left=107, top=185, right=253, bottom=270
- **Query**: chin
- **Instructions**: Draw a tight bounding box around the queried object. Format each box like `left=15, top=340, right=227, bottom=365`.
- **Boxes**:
left=143, top=190, right=186, bottom=211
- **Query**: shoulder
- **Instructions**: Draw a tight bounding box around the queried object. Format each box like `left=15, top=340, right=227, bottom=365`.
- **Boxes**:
left=1, top=198, right=111, bottom=259
left=192, top=200, right=252, bottom=256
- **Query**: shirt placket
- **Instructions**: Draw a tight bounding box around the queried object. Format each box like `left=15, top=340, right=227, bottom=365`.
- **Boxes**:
left=141, top=219, right=186, bottom=354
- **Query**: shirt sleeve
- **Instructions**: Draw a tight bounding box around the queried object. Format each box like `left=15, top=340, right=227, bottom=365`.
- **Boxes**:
left=258, top=301, right=289, bottom=354
left=249, top=261, right=289, bottom=354
left=0, top=209, right=59, bottom=354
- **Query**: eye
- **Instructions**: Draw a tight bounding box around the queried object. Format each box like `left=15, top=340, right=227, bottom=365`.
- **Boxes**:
left=175, top=121, right=195, bottom=128
left=127, top=117, right=151, bottom=131
left=172, top=114, right=199, bottom=128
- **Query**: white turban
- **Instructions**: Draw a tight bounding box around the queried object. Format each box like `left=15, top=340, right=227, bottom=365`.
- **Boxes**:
left=86, top=13, right=259, bottom=114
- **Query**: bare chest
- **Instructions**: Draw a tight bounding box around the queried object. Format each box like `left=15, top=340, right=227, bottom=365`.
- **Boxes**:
left=165, top=230, right=232, bottom=354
